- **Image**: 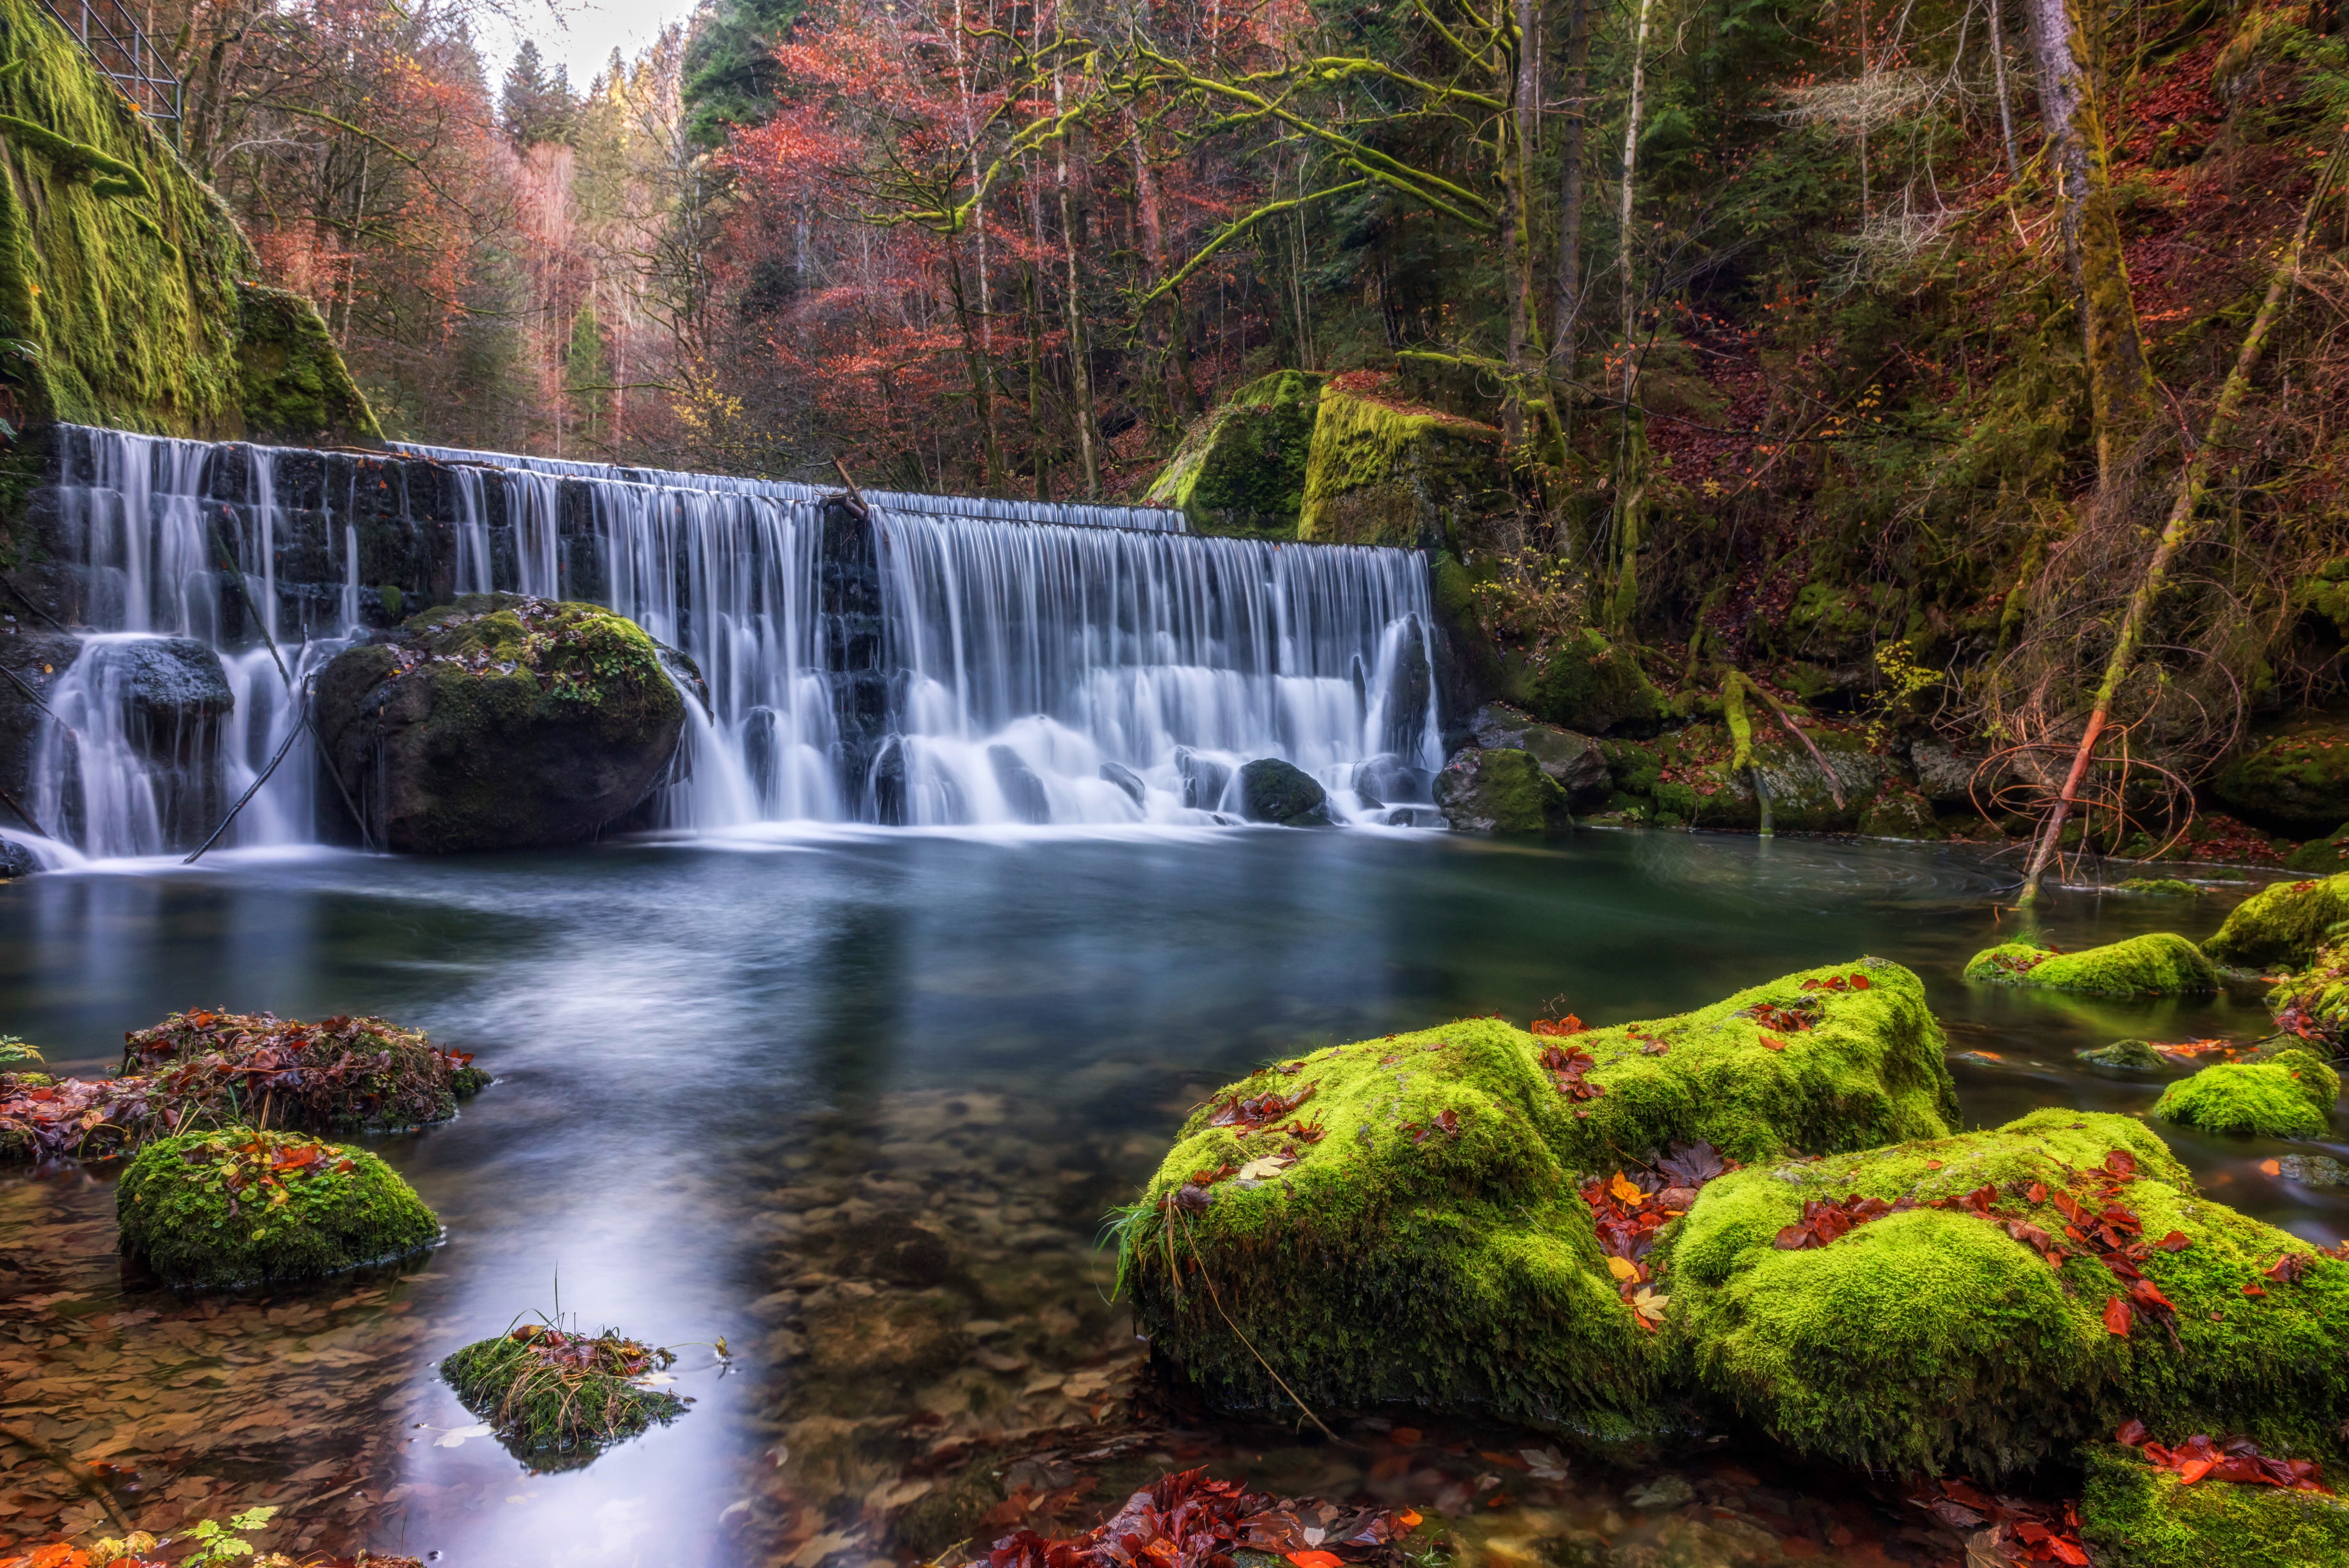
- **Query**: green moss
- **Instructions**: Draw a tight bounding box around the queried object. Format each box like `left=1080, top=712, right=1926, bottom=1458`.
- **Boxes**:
left=1143, top=369, right=1321, bottom=535
left=1515, top=629, right=1668, bottom=737
left=2271, top=943, right=2349, bottom=1044
left=442, top=1323, right=685, bottom=1465
left=2081, top=1442, right=2349, bottom=1568
left=1665, top=1109, right=2349, bottom=1475
left=1296, top=384, right=1505, bottom=549
left=2288, top=823, right=2349, bottom=875
left=1434, top=747, right=1570, bottom=833
left=237, top=283, right=379, bottom=441
left=1964, top=933, right=2220, bottom=996
left=1119, top=959, right=1955, bottom=1424
left=2212, top=722, right=2349, bottom=837
left=116, top=1128, right=439, bottom=1288
left=2078, top=1038, right=2165, bottom=1071
left=2204, top=874, right=2349, bottom=969
left=2153, top=1050, right=2338, bottom=1138
left=2119, top=879, right=2203, bottom=896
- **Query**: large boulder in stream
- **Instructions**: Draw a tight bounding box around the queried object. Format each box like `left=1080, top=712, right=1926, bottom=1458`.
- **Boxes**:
left=314, top=594, right=684, bottom=853
left=1434, top=746, right=1571, bottom=833
left=2153, top=1049, right=2338, bottom=1138
left=2203, top=872, right=2349, bottom=970
left=1963, top=934, right=2219, bottom=997
left=2211, top=718, right=2349, bottom=837
left=1117, top=959, right=1955, bottom=1426
left=1143, top=369, right=1324, bottom=536
left=1237, top=757, right=1332, bottom=826
left=1468, top=702, right=1609, bottom=807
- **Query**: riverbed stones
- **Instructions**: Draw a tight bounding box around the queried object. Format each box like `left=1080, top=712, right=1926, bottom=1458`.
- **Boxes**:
left=2203, top=873, right=2349, bottom=970
left=1663, top=1110, right=2349, bottom=1475
left=117, top=1128, right=440, bottom=1288
left=1963, top=934, right=2219, bottom=997
left=1434, top=746, right=1571, bottom=833
left=312, top=593, right=684, bottom=853
left=2153, top=1049, right=2339, bottom=1138
left=1238, top=757, right=1333, bottom=826
left=1119, top=959, right=1955, bottom=1425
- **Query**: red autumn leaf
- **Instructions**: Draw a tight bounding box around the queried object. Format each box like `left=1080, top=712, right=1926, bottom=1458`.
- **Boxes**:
left=1530, top=1016, right=1586, bottom=1037
left=2027, top=1181, right=2049, bottom=1204
left=2117, top=1419, right=2149, bottom=1447
left=2103, top=1295, right=2133, bottom=1336
left=2177, top=1459, right=2215, bottom=1484
left=1850, top=973, right=1871, bottom=989
left=2267, top=1252, right=2314, bottom=1284
left=1287, top=1554, right=1344, bottom=1568
left=2155, top=1231, right=2191, bottom=1253
left=2242, top=1283, right=2268, bottom=1297
left=2105, top=1149, right=2138, bottom=1180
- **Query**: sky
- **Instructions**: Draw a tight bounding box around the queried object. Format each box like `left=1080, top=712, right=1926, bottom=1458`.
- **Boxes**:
left=492, top=0, right=699, bottom=92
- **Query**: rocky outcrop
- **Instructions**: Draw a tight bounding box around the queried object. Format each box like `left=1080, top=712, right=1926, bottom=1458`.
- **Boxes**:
left=1296, top=376, right=1508, bottom=550
left=1512, top=628, right=1668, bottom=738
left=313, top=594, right=684, bottom=853
left=1964, top=934, right=2220, bottom=997
left=1142, top=370, right=1324, bottom=536
left=1238, top=757, right=1332, bottom=826
left=0, top=629, right=77, bottom=819
left=2203, top=873, right=2349, bottom=969
left=1467, top=702, right=1609, bottom=807
left=2212, top=719, right=2349, bottom=837
left=1434, top=746, right=1571, bottom=832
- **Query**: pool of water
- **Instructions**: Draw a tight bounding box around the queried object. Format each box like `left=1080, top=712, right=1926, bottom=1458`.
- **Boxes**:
left=0, top=828, right=2329, bottom=1565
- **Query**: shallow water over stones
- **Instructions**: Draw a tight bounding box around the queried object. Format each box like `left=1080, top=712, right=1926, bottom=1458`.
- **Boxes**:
left=0, top=829, right=2337, bottom=1565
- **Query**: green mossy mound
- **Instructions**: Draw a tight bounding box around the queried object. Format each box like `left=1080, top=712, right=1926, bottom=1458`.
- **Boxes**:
left=117, top=1129, right=440, bottom=1288
left=442, top=1322, right=684, bottom=1466
left=2271, top=943, right=2349, bottom=1044
left=1433, top=747, right=1571, bottom=833
left=2153, top=1050, right=2339, bottom=1139
left=236, top=283, right=379, bottom=442
left=2119, top=879, right=2203, bottom=896
left=2079, top=1039, right=2165, bottom=1071
left=313, top=594, right=685, bottom=854
left=2288, top=823, right=2349, bottom=874
left=1296, top=380, right=1506, bottom=550
left=1119, top=959, right=1954, bottom=1423
left=2081, top=1442, right=2349, bottom=1568
left=119, top=1007, right=486, bottom=1130
left=1514, top=628, right=1668, bottom=738
left=1663, top=1110, right=2349, bottom=1476
left=1964, top=933, right=2219, bottom=996
left=2212, top=720, right=2349, bottom=838
left=1143, top=369, right=1322, bottom=536
left=2203, top=873, right=2349, bottom=970
left=1237, top=757, right=1332, bottom=826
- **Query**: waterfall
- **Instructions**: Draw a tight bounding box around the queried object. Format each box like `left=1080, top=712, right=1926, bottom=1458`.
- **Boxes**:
left=16, top=424, right=1442, bottom=859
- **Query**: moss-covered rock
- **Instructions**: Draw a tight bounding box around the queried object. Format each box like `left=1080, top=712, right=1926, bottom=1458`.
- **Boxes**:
left=2081, top=1441, right=2349, bottom=1568
left=237, top=283, right=379, bottom=442
left=1467, top=703, right=1609, bottom=807
left=1859, top=788, right=1941, bottom=840
left=2212, top=720, right=2349, bottom=837
left=1433, top=746, right=1570, bottom=833
left=442, top=1322, right=684, bottom=1466
left=118, top=1008, right=487, bottom=1131
left=2203, top=873, right=2349, bottom=970
left=1296, top=378, right=1507, bottom=550
left=1118, top=959, right=1955, bottom=1423
left=312, top=594, right=684, bottom=853
left=1238, top=757, right=1332, bottom=826
left=2119, top=878, right=2203, bottom=896
left=2288, top=823, right=2349, bottom=874
left=1964, top=934, right=2220, bottom=996
left=1664, top=1110, right=2349, bottom=1475
left=1143, top=369, right=1322, bottom=536
left=2078, top=1039, right=2165, bottom=1071
left=1512, top=629, right=1668, bottom=738
left=2153, top=1050, right=2339, bottom=1138
left=2271, top=943, right=2349, bottom=1045
left=117, top=1128, right=439, bottom=1288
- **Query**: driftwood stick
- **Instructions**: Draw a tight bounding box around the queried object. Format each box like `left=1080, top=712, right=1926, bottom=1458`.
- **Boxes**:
left=832, top=458, right=875, bottom=520
left=0, top=779, right=53, bottom=843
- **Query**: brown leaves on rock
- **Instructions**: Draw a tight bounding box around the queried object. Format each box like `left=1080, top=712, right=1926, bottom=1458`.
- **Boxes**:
left=1207, top=1084, right=1317, bottom=1133
left=1798, top=973, right=1873, bottom=993
left=1907, top=1478, right=2088, bottom=1565
left=1529, top=1015, right=1586, bottom=1037
left=1775, top=1194, right=1898, bottom=1250
left=1539, top=1044, right=1605, bottom=1101
left=971, top=1468, right=1417, bottom=1568
left=2266, top=1251, right=2316, bottom=1284
left=1740, top=1002, right=1813, bottom=1035
left=2116, top=1423, right=2331, bottom=1492
left=1398, top=1109, right=1462, bottom=1146
left=1579, top=1141, right=1739, bottom=1329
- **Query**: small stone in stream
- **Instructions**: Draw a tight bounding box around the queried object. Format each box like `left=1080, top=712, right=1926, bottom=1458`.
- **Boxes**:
left=2276, top=1154, right=2349, bottom=1186
left=1626, top=1474, right=1694, bottom=1510
left=2078, top=1039, right=2164, bottom=1071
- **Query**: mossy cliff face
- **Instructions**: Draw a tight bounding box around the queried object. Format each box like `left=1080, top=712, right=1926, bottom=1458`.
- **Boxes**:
left=1663, top=1110, right=2349, bottom=1476
left=2212, top=719, right=2349, bottom=838
left=312, top=593, right=684, bottom=853
left=2081, top=1441, right=2349, bottom=1568
left=1119, top=960, right=1954, bottom=1423
left=2203, top=873, right=2349, bottom=970
left=0, top=0, right=371, bottom=439
left=1143, top=369, right=1323, bottom=536
left=1964, top=934, right=2220, bottom=996
left=116, top=1128, right=439, bottom=1288
left=236, top=283, right=379, bottom=442
left=1297, top=379, right=1507, bottom=550
left=2153, top=1049, right=2339, bottom=1139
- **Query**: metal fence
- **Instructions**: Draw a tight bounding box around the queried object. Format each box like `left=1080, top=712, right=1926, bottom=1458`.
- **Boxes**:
left=32, top=0, right=182, bottom=123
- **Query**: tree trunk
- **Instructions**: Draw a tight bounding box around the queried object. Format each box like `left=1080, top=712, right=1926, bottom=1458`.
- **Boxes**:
left=1129, top=125, right=1200, bottom=420
left=944, top=239, right=1005, bottom=490
left=1055, top=73, right=1100, bottom=498
left=1618, top=0, right=1654, bottom=400
left=1988, top=0, right=2023, bottom=182
left=2021, top=0, right=2154, bottom=484
left=1548, top=0, right=1592, bottom=395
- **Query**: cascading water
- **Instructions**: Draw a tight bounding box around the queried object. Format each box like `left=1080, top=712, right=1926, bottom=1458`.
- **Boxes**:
left=9, top=423, right=1444, bottom=861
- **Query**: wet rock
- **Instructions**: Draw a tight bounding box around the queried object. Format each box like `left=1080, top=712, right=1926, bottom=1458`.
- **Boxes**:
left=989, top=745, right=1053, bottom=824
left=1239, top=757, right=1332, bottom=826
left=2287, top=821, right=2349, bottom=874
left=114, top=636, right=235, bottom=730
left=1626, top=1474, right=1695, bottom=1511
left=2077, top=1039, right=2164, bottom=1071
left=2212, top=719, right=2349, bottom=837
left=0, top=631, right=78, bottom=809
left=2277, top=1153, right=2349, bottom=1185
left=1143, top=369, right=1324, bottom=535
left=1469, top=702, right=1609, bottom=807
left=0, top=836, right=37, bottom=877
left=1909, top=740, right=1999, bottom=808
left=1435, top=746, right=1571, bottom=833
left=1099, top=761, right=1147, bottom=807
left=1355, top=753, right=1431, bottom=809
left=850, top=1221, right=957, bottom=1287
left=312, top=593, right=684, bottom=853
left=2082, top=1440, right=2349, bottom=1568
left=2153, top=1049, right=2338, bottom=1138
left=1859, top=788, right=1941, bottom=840
left=1514, top=629, right=1668, bottom=738
left=2205, top=872, right=2349, bottom=970
left=1176, top=747, right=1232, bottom=811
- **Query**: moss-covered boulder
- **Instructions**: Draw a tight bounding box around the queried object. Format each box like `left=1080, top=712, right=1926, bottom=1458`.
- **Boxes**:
left=1433, top=747, right=1570, bottom=833
left=1663, top=1110, right=2349, bottom=1475
left=2081, top=1441, right=2349, bottom=1568
left=1467, top=703, right=1609, bottom=807
left=1963, top=934, right=2220, bottom=996
left=1513, top=629, right=1668, bottom=738
left=237, top=283, right=379, bottom=443
left=2154, top=1050, right=2339, bottom=1138
left=2271, top=943, right=2349, bottom=1044
left=1237, top=757, right=1333, bottom=826
left=1118, top=959, right=1955, bottom=1423
left=2288, top=823, right=2349, bottom=874
left=1859, top=787, right=1941, bottom=840
left=1296, top=377, right=1507, bottom=550
left=2078, top=1038, right=2166, bottom=1071
left=1143, top=369, right=1323, bottom=536
left=119, top=1007, right=487, bottom=1130
left=117, top=1128, right=440, bottom=1288
left=2203, top=873, right=2349, bottom=970
left=313, top=594, right=685, bottom=853
left=442, top=1322, right=684, bottom=1466
left=2212, top=720, right=2349, bottom=837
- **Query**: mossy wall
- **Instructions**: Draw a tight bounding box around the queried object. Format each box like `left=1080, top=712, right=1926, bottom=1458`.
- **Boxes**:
left=1297, top=383, right=1508, bottom=550
left=0, top=0, right=372, bottom=439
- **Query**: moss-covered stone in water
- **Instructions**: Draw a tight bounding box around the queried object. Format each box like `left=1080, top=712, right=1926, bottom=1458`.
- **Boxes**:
left=2080, top=1441, right=2349, bottom=1568
left=312, top=594, right=685, bottom=853
left=2153, top=1050, right=2339, bottom=1139
left=2288, top=823, right=2349, bottom=874
left=2271, top=943, right=2349, bottom=1045
left=116, top=1129, right=439, bottom=1288
left=2119, top=878, right=2203, bottom=896
left=1963, top=934, right=2219, bottom=996
left=1119, top=959, right=1955, bottom=1424
left=442, top=1324, right=684, bottom=1465
left=1433, top=747, right=1570, bottom=834
left=1143, top=369, right=1323, bottom=536
left=2079, top=1039, right=2165, bottom=1071
left=1663, top=1110, right=2349, bottom=1476
left=2205, top=873, right=2349, bottom=970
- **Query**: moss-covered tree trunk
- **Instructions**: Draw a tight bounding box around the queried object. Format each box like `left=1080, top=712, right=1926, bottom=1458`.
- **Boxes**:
left=1547, top=0, right=1592, bottom=404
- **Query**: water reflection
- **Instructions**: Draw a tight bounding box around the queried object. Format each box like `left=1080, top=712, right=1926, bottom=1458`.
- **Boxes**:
left=0, top=830, right=2327, bottom=1564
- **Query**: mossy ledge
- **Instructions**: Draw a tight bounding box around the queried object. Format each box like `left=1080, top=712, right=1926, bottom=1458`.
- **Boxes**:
left=116, top=1128, right=440, bottom=1288
left=1662, top=1109, right=2349, bottom=1477
left=2153, top=1049, right=2340, bottom=1139
left=1118, top=959, right=1955, bottom=1426
left=1962, top=933, right=2219, bottom=996
left=2081, top=1441, right=2349, bottom=1568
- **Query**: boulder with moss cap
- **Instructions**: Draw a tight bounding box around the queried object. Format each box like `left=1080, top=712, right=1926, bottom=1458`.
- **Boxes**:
left=2081, top=1440, right=2349, bottom=1568
left=313, top=593, right=686, bottom=853
left=1963, top=933, right=2219, bottom=996
left=1659, top=1109, right=2349, bottom=1476
left=1117, top=959, right=1955, bottom=1425
left=2203, top=873, right=2349, bottom=970
left=2153, top=1050, right=2339, bottom=1139
left=117, top=1128, right=440, bottom=1288
left=1434, top=747, right=1572, bottom=833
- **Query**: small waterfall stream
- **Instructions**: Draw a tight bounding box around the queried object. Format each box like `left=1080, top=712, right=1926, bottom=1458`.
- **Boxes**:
left=8, top=424, right=1444, bottom=860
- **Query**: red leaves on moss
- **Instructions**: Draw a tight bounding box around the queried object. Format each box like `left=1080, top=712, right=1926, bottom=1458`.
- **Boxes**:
left=2116, top=1424, right=2331, bottom=1493
left=1798, top=973, right=1873, bottom=993
left=1529, top=1015, right=1586, bottom=1037
left=1742, top=1003, right=1812, bottom=1034
left=1539, top=1044, right=1605, bottom=1101
left=1208, top=1084, right=1317, bottom=1133
left=974, top=1469, right=1415, bottom=1568
left=2267, top=1251, right=2316, bottom=1284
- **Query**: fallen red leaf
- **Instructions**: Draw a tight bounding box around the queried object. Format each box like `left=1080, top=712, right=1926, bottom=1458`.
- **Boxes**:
left=2103, top=1296, right=2133, bottom=1336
